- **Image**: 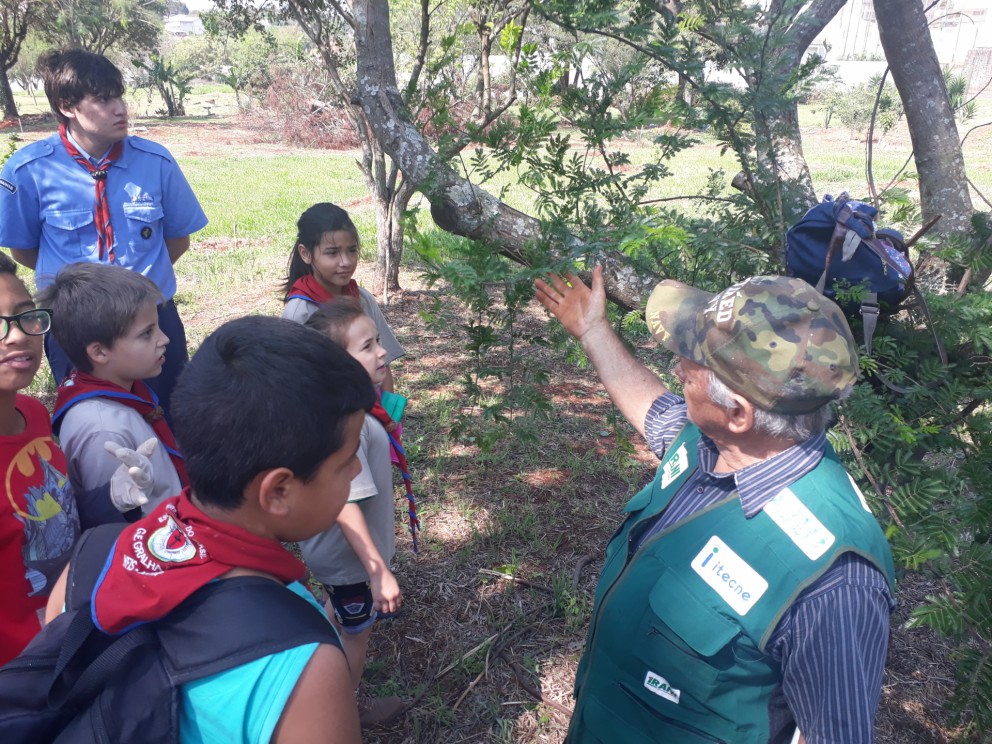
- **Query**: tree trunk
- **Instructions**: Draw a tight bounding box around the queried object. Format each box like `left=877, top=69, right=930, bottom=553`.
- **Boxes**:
left=751, top=102, right=817, bottom=231
left=733, top=0, right=848, bottom=230
left=0, top=70, right=18, bottom=120
left=476, top=31, right=493, bottom=123
left=372, top=179, right=414, bottom=298
left=874, top=0, right=973, bottom=237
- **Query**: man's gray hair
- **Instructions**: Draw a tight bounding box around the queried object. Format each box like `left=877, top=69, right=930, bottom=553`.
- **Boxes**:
left=707, top=372, right=838, bottom=442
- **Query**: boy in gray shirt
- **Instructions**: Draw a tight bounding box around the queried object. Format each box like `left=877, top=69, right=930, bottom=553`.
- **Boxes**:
left=41, top=263, right=185, bottom=515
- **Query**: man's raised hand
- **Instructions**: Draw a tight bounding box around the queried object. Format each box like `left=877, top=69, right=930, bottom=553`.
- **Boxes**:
left=534, top=265, right=608, bottom=342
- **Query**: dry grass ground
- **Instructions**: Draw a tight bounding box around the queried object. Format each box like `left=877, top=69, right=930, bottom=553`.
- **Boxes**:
left=179, top=253, right=969, bottom=742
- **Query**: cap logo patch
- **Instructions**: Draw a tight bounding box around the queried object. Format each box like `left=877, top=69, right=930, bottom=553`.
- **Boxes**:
left=705, top=279, right=747, bottom=324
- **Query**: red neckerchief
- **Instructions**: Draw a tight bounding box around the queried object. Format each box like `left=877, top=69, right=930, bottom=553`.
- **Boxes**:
left=91, top=491, right=307, bottom=633
left=53, top=370, right=189, bottom=488
left=369, top=396, right=420, bottom=552
left=58, top=123, right=123, bottom=262
left=286, top=275, right=360, bottom=305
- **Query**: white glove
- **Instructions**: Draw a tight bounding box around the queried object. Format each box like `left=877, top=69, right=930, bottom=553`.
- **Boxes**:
left=105, top=438, right=158, bottom=512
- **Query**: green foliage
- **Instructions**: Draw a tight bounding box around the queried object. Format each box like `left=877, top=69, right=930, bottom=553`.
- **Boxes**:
left=809, top=66, right=974, bottom=139
left=132, top=54, right=193, bottom=117
left=945, top=67, right=978, bottom=123
left=832, top=198, right=992, bottom=730
left=1, top=134, right=19, bottom=170
left=810, top=74, right=904, bottom=138
left=191, top=15, right=293, bottom=108
left=41, top=0, right=165, bottom=57
left=551, top=574, right=592, bottom=631
left=7, top=32, right=49, bottom=104
left=407, top=213, right=551, bottom=464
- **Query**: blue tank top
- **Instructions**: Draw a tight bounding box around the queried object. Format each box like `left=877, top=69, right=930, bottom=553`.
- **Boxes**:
left=179, top=582, right=331, bottom=743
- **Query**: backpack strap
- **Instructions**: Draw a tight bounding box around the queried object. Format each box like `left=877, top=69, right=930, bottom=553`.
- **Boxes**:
left=155, top=576, right=341, bottom=684
left=56, top=581, right=338, bottom=710
left=51, top=621, right=158, bottom=709
left=36, top=523, right=130, bottom=703
left=60, top=528, right=340, bottom=697
left=65, top=523, right=126, bottom=612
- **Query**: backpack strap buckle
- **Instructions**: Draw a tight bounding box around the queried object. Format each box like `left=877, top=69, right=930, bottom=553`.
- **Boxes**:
left=860, top=296, right=880, bottom=356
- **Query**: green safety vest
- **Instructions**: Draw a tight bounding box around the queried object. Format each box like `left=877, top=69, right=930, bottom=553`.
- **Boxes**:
left=568, top=424, right=895, bottom=744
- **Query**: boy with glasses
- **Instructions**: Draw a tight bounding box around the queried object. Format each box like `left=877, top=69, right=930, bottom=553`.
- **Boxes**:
left=0, top=253, right=150, bottom=664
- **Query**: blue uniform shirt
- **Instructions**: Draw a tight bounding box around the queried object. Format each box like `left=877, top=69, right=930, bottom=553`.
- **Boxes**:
left=0, top=132, right=207, bottom=299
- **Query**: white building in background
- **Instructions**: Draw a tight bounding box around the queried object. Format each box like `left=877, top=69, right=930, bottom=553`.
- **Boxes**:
left=164, top=14, right=205, bottom=36
left=813, top=0, right=992, bottom=93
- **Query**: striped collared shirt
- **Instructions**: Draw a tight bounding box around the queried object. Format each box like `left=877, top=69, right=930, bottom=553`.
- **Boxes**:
left=635, top=394, right=894, bottom=744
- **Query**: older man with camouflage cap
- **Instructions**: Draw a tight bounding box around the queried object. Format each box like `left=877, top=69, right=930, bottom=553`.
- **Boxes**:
left=535, top=268, right=895, bottom=744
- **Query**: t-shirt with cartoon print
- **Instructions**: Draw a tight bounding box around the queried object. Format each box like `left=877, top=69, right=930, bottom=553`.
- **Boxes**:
left=0, top=395, right=79, bottom=664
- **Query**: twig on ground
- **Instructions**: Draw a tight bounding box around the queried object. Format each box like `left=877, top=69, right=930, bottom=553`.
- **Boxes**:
left=499, top=650, right=574, bottom=718
left=478, top=568, right=553, bottom=593
left=453, top=645, right=492, bottom=710
left=436, top=628, right=504, bottom=680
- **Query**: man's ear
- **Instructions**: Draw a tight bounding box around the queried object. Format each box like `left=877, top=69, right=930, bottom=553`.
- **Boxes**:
left=256, top=467, right=297, bottom=518
left=296, top=244, right=313, bottom=266
left=725, top=394, right=755, bottom=435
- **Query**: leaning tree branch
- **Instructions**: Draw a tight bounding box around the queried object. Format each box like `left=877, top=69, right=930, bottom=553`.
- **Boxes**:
left=353, top=0, right=661, bottom=310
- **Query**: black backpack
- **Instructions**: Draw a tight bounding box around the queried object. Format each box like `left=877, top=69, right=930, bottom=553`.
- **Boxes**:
left=0, top=523, right=340, bottom=744
left=786, top=193, right=947, bottom=391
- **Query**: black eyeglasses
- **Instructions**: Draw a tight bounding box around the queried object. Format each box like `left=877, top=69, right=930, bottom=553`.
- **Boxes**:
left=0, top=309, right=53, bottom=341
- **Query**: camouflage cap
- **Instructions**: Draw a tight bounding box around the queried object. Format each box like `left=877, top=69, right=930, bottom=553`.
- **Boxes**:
left=645, top=275, right=858, bottom=414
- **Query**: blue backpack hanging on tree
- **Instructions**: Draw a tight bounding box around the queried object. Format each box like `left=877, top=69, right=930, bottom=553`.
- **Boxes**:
left=786, top=193, right=946, bottom=392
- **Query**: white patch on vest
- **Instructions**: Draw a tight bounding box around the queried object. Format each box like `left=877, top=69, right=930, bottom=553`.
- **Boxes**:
left=847, top=474, right=874, bottom=513
left=660, top=442, right=689, bottom=489
left=691, top=536, right=768, bottom=616
left=643, top=671, right=680, bottom=704
left=764, top=488, right=836, bottom=561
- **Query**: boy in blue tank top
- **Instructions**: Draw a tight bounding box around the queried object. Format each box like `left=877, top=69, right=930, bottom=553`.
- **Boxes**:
left=46, top=316, right=374, bottom=744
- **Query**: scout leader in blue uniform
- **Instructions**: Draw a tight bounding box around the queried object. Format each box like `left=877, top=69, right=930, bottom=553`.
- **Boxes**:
left=0, top=49, right=207, bottom=420
left=534, top=269, right=895, bottom=744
